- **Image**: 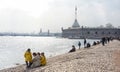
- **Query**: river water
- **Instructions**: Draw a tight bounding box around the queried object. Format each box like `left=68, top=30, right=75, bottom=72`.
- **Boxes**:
left=0, top=36, right=99, bottom=70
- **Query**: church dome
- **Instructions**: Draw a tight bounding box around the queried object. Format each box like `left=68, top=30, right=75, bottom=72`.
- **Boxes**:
left=72, top=19, right=80, bottom=28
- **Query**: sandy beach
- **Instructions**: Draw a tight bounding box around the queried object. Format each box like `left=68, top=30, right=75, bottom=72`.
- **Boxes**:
left=0, top=40, right=120, bottom=72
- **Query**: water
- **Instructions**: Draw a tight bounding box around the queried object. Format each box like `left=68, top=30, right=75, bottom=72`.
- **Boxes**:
left=0, top=36, right=99, bottom=70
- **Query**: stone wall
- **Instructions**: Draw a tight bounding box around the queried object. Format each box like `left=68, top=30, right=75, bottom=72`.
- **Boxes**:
left=62, top=28, right=120, bottom=39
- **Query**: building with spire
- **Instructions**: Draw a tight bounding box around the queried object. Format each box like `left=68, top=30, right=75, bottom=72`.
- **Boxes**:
left=72, top=6, right=80, bottom=28
left=62, top=6, right=120, bottom=39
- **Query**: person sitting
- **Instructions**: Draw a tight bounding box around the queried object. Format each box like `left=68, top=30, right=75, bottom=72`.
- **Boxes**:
left=93, top=41, right=97, bottom=46
left=86, top=43, right=91, bottom=48
left=69, top=45, right=76, bottom=53
left=37, top=52, right=42, bottom=65
left=96, top=41, right=100, bottom=45
left=31, top=52, right=41, bottom=68
left=40, top=52, right=47, bottom=66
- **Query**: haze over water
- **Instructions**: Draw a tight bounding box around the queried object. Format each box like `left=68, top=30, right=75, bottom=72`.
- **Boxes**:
left=0, top=36, right=99, bottom=70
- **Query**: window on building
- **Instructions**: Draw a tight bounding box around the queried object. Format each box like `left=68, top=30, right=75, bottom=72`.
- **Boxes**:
left=95, top=32, right=98, bottom=34
left=102, top=32, right=104, bottom=34
left=87, top=32, right=90, bottom=34
left=108, top=32, right=111, bottom=34
left=115, top=32, right=117, bottom=34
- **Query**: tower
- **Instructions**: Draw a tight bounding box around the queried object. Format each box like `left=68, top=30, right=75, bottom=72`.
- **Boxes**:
left=48, top=29, right=50, bottom=36
left=39, top=28, right=42, bottom=35
left=72, top=6, right=80, bottom=28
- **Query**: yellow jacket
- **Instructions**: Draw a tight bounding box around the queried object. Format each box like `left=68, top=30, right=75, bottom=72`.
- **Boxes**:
left=24, top=51, right=32, bottom=62
left=40, top=55, right=46, bottom=66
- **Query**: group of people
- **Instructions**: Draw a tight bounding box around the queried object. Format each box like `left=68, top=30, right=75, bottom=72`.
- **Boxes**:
left=79, top=38, right=91, bottom=48
left=78, top=38, right=87, bottom=49
left=69, top=38, right=88, bottom=53
left=24, top=48, right=46, bottom=68
left=69, top=38, right=101, bottom=53
left=101, top=37, right=113, bottom=46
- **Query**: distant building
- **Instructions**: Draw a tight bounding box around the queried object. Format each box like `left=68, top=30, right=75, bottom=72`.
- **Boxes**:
left=62, top=7, right=120, bottom=39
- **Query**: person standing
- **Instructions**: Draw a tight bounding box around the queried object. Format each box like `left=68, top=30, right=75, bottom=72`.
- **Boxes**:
left=84, top=38, right=87, bottom=47
left=101, top=37, right=105, bottom=46
left=24, top=48, right=32, bottom=68
left=78, top=41, right=81, bottom=49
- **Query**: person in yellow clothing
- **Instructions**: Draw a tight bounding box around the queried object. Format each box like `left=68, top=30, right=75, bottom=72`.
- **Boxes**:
left=24, top=48, right=32, bottom=68
left=40, top=52, right=46, bottom=66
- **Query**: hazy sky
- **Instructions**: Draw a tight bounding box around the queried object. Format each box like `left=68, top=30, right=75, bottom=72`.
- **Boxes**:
left=0, top=0, right=120, bottom=33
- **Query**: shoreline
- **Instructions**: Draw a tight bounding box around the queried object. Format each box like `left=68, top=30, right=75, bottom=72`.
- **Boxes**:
left=0, top=40, right=120, bottom=72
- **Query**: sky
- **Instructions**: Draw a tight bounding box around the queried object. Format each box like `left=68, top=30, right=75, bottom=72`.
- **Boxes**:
left=0, top=0, right=120, bottom=33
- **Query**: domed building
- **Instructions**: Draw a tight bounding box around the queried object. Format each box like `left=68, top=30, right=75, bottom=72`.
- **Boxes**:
left=62, top=7, right=120, bottom=39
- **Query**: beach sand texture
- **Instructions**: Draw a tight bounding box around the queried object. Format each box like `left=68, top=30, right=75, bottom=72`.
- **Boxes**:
left=0, top=40, right=120, bottom=72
